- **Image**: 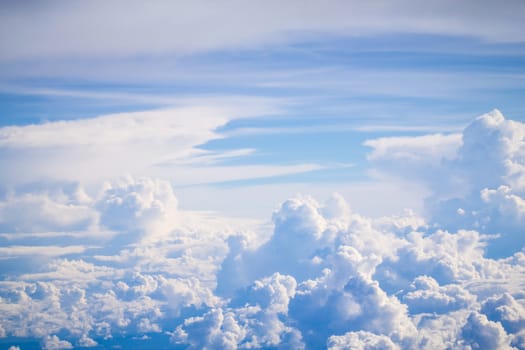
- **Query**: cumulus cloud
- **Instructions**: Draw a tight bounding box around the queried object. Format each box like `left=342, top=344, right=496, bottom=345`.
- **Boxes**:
left=366, top=109, right=525, bottom=257
left=42, top=335, right=73, bottom=350
left=402, top=275, right=476, bottom=314
left=0, top=185, right=97, bottom=234
left=96, top=176, right=179, bottom=242
left=0, top=177, right=252, bottom=345
left=1, top=177, right=524, bottom=348
left=1, top=110, right=525, bottom=349
left=327, top=331, right=400, bottom=350
left=481, top=293, right=525, bottom=334
left=461, top=312, right=513, bottom=350
left=77, top=334, right=98, bottom=347
left=453, top=110, right=525, bottom=193
left=172, top=272, right=303, bottom=349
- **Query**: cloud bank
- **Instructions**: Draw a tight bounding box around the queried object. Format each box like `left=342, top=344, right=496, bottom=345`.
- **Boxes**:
left=1, top=110, right=525, bottom=349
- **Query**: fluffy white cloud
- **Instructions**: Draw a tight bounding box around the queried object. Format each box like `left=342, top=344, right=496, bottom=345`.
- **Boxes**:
left=367, top=110, right=525, bottom=258
left=172, top=273, right=303, bottom=349
left=77, top=334, right=98, bottom=347
left=1, top=110, right=525, bottom=349
left=453, top=109, right=525, bottom=193
left=0, top=176, right=524, bottom=348
left=97, top=176, right=179, bottom=242
left=0, top=177, right=251, bottom=344
left=42, top=335, right=73, bottom=350
left=402, top=275, right=475, bottom=314
left=171, top=308, right=246, bottom=350
left=481, top=293, right=525, bottom=335
left=365, top=133, right=461, bottom=165
left=0, top=186, right=97, bottom=234
left=365, top=109, right=525, bottom=192
left=461, top=312, right=513, bottom=350
left=327, top=331, right=400, bottom=350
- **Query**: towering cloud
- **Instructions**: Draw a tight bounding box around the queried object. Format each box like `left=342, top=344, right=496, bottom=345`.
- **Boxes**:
left=366, top=109, right=525, bottom=257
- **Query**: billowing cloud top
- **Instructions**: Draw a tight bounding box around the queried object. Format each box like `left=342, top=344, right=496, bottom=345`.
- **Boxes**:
left=0, top=110, right=524, bottom=349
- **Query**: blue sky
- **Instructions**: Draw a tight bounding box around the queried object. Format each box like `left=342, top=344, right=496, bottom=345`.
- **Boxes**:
left=1, top=1, right=525, bottom=349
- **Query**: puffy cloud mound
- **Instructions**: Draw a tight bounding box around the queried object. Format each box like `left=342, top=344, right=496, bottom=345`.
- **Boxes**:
left=172, top=273, right=303, bottom=349
left=1, top=110, right=525, bottom=349
left=97, top=176, right=179, bottom=242
left=367, top=109, right=525, bottom=258
left=327, top=331, right=400, bottom=350
left=456, top=110, right=525, bottom=192
left=0, top=183, right=97, bottom=234
left=460, top=312, right=513, bottom=350
left=42, top=335, right=73, bottom=350
left=481, top=293, right=525, bottom=334
left=430, top=111, right=525, bottom=257
left=402, top=275, right=476, bottom=314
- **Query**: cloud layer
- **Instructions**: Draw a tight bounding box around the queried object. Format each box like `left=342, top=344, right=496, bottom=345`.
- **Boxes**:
left=0, top=100, right=326, bottom=188
left=1, top=0, right=525, bottom=62
left=1, top=111, right=525, bottom=349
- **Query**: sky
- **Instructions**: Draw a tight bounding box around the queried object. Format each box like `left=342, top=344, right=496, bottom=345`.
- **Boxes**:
left=0, top=1, right=525, bottom=349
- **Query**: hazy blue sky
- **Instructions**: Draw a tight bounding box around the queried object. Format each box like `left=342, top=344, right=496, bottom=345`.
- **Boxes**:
left=1, top=1, right=525, bottom=349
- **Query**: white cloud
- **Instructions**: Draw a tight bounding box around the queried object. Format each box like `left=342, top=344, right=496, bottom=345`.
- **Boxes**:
left=42, top=335, right=73, bottom=350
left=454, top=109, right=525, bottom=193
left=366, top=110, right=525, bottom=257
left=172, top=273, right=303, bottom=349
left=0, top=191, right=98, bottom=233
left=461, top=312, right=513, bottom=350
left=0, top=100, right=327, bottom=188
left=96, top=177, right=179, bottom=242
left=481, top=293, right=525, bottom=334
left=481, top=185, right=525, bottom=221
left=364, top=133, right=464, bottom=198
left=171, top=308, right=246, bottom=350
left=364, top=109, right=525, bottom=193
left=1, top=110, right=525, bottom=349
left=327, top=331, right=400, bottom=350
left=0, top=180, right=523, bottom=348
left=402, top=275, right=476, bottom=314
left=365, top=133, right=461, bottom=164
left=137, top=318, right=161, bottom=333
left=77, top=334, right=98, bottom=347
left=0, top=245, right=90, bottom=257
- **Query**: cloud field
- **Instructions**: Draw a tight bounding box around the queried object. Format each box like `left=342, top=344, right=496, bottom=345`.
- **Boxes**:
left=0, top=110, right=524, bottom=349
